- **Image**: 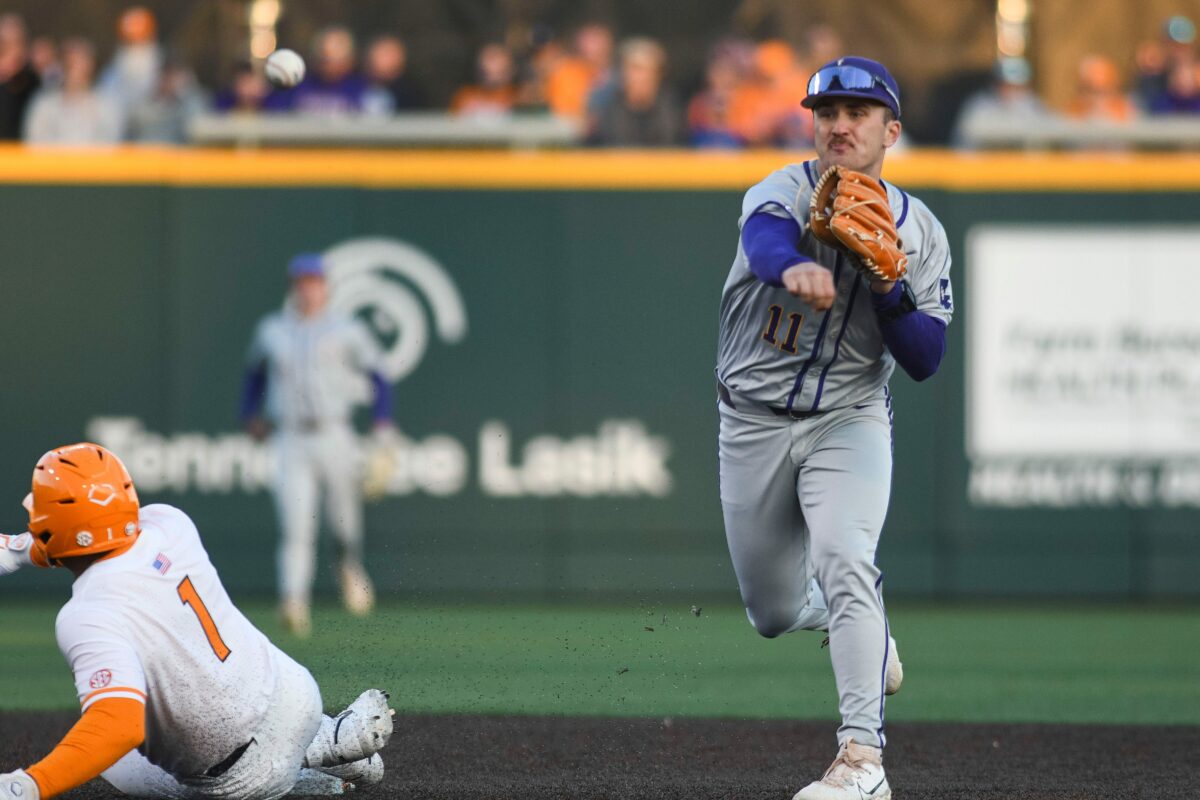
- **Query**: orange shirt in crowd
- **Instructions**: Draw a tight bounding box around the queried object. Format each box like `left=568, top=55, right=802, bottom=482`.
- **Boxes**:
left=545, top=56, right=596, bottom=117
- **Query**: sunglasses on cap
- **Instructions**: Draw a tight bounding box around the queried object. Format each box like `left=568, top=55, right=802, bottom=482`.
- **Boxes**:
left=806, top=65, right=900, bottom=114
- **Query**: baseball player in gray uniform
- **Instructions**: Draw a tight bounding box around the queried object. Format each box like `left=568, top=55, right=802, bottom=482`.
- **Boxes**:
left=242, top=252, right=393, bottom=637
left=716, top=56, right=953, bottom=800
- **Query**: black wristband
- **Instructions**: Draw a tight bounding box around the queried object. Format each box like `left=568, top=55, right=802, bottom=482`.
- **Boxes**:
left=876, top=280, right=918, bottom=323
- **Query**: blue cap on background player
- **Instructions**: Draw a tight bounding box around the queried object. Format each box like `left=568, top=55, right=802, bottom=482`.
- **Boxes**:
left=801, top=56, right=901, bottom=120
left=287, top=252, right=325, bottom=279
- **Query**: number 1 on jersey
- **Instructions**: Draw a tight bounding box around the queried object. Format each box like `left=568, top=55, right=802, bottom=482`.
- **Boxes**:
left=177, top=576, right=232, bottom=662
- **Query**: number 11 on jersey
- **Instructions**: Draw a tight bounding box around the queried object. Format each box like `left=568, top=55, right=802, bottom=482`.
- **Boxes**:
left=177, top=576, right=232, bottom=662
left=762, top=305, right=804, bottom=354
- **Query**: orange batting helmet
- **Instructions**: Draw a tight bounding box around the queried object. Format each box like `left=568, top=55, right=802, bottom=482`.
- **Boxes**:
left=25, top=443, right=140, bottom=562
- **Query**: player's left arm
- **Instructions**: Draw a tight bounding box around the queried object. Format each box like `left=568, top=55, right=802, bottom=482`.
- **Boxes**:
left=241, top=318, right=272, bottom=440
left=349, top=321, right=394, bottom=429
left=4, top=697, right=146, bottom=800
left=871, top=210, right=953, bottom=382
left=9, top=610, right=152, bottom=799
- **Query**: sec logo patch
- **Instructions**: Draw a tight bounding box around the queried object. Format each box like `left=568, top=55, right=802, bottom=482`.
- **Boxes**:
left=89, top=669, right=113, bottom=689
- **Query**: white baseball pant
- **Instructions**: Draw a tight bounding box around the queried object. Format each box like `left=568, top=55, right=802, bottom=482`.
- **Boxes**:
left=271, top=424, right=364, bottom=606
left=100, top=654, right=340, bottom=798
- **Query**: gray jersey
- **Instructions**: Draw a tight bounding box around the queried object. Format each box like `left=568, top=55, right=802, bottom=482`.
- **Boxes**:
left=717, top=159, right=953, bottom=412
left=247, top=307, right=382, bottom=430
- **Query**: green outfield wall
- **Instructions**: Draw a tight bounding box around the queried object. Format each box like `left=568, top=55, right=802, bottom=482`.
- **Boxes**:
left=1, top=149, right=1197, bottom=600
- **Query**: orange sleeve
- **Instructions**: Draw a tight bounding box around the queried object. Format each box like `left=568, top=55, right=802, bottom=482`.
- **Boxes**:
left=25, top=697, right=145, bottom=799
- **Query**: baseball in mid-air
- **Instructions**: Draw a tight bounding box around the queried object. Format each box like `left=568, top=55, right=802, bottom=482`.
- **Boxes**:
left=265, top=48, right=306, bottom=88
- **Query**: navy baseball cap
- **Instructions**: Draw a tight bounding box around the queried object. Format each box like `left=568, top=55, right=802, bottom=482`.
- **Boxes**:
left=287, top=252, right=325, bottom=279
left=801, top=56, right=901, bottom=119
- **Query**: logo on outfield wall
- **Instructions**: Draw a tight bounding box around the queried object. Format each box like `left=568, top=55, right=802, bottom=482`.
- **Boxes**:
left=84, top=417, right=672, bottom=500
left=81, top=236, right=674, bottom=500
left=323, top=236, right=468, bottom=382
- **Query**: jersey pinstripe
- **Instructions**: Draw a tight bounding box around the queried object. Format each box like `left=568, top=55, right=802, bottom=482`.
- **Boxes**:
left=717, top=159, right=953, bottom=411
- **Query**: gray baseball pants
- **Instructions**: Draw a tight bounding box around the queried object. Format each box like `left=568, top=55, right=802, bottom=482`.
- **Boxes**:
left=718, top=389, right=893, bottom=748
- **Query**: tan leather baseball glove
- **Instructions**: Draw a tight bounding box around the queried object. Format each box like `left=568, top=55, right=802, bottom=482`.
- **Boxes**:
left=808, top=165, right=908, bottom=282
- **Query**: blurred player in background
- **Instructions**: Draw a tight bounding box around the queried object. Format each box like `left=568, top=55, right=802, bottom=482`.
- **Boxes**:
left=0, top=443, right=394, bottom=800
left=242, top=252, right=393, bottom=637
left=716, top=56, right=953, bottom=800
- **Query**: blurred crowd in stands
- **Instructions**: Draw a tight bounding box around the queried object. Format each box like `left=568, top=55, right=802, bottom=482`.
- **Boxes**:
left=3, top=5, right=1200, bottom=149
left=952, top=15, right=1200, bottom=147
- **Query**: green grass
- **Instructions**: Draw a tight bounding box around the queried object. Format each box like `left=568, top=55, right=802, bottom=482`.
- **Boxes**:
left=2, top=600, right=1198, bottom=725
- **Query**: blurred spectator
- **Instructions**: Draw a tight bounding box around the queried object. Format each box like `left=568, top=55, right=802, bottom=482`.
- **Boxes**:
left=590, top=37, right=682, bottom=147
left=24, top=38, right=123, bottom=144
left=362, top=34, right=424, bottom=114
left=515, top=33, right=567, bottom=112
left=687, top=48, right=745, bottom=148
left=578, top=23, right=617, bottom=123
left=214, top=62, right=269, bottom=113
left=1066, top=55, right=1136, bottom=121
left=1147, top=56, right=1200, bottom=113
left=733, top=40, right=811, bottom=147
left=1135, top=15, right=1196, bottom=110
left=451, top=43, right=517, bottom=117
left=127, top=57, right=207, bottom=143
left=536, top=22, right=615, bottom=120
left=29, top=36, right=60, bottom=88
left=952, top=58, right=1053, bottom=148
left=536, top=35, right=588, bottom=116
left=1134, top=39, right=1168, bottom=110
left=0, top=13, right=39, bottom=140
left=283, top=26, right=368, bottom=114
left=98, top=5, right=162, bottom=116
left=799, top=24, right=844, bottom=74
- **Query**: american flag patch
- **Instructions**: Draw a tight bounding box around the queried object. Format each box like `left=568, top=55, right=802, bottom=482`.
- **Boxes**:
left=152, top=553, right=171, bottom=575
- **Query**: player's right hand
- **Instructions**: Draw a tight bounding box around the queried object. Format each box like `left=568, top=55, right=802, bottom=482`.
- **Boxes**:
left=0, top=770, right=40, bottom=800
left=781, top=262, right=836, bottom=311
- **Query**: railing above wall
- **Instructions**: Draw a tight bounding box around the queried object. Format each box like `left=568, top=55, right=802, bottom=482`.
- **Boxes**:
left=185, top=108, right=1200, bottom=153
left=957, top=110, right=1200, bottom=151
left=188, top=111, right=583, bottom=150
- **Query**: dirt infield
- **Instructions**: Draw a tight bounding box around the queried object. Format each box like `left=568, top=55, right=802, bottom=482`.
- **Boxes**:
left=3, top=711, right=1196, bottom=799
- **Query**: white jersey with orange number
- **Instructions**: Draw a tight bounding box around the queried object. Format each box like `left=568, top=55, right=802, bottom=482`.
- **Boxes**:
left=55, top=504, right=289, bottom=778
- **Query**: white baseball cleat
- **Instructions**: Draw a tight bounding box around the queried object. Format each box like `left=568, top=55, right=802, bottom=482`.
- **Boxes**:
left=306, top=689, right=395, bottom=767
left=885, top=635, right=903, bottom=696
left=791, top=739, right=891, bottom=800
left=319, top=753, right=385, bottom=786
left=339, top=562, right=375, bottom=616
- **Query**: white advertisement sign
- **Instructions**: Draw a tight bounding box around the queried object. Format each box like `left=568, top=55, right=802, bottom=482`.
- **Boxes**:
left=967, top=225, right=1200, bottom=506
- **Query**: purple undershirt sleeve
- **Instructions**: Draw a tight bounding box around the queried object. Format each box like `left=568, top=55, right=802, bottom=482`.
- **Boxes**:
left=239, top=363, right=267, bottom=422
left=871, top=282, right=946, bottom=382
left=741, top=211, right=813, bottom=287
left=369, top=371, right=393, bottom=424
